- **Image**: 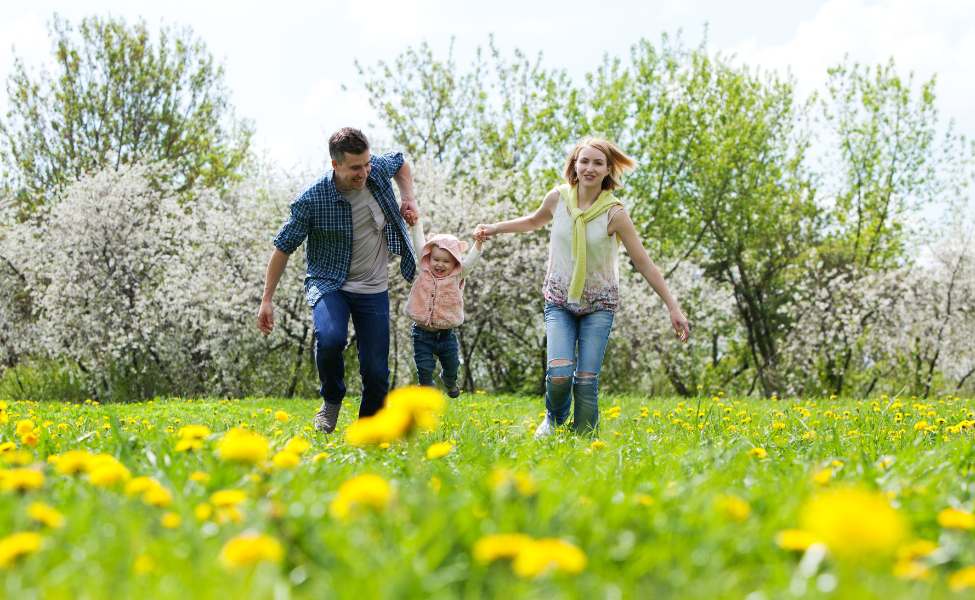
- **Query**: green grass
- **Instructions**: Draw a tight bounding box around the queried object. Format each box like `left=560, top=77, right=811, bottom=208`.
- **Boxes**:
left=2, top=391, right=975, bottom=599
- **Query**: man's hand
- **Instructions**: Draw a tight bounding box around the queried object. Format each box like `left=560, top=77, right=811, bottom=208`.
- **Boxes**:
left=258, top=301, right=275, bottom=335
left=400, top=200, right=419, bottom=226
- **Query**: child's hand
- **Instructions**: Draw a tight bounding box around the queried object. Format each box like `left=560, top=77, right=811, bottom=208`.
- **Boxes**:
left=474, top=223, right=497, bottom=242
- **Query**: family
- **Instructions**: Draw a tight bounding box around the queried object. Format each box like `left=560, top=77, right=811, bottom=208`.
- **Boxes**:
left=257, top=127, right=691, bottom=437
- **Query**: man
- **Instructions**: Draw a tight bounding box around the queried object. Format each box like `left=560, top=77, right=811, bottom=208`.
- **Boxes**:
left=257, top=127, right=419, bottom=433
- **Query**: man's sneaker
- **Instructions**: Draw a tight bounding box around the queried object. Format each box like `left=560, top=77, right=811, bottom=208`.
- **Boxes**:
left=534, top=414, right=556, bottom=439
left=314, top=401, right=341, bottom=433
left=443, top=380, right=461, bottom=399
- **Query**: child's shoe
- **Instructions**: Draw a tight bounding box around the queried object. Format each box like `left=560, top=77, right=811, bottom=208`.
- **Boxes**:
left=443, top=380, right=461, bottom=399
left=534, top=414, right=556, bottom=439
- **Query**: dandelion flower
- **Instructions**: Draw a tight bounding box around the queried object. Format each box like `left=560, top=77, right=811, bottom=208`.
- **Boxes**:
left=15, top=420, right=35, bottom=436
left=274, top=411, right=291, bottom=424
left=775, top=529, right=822, bottom=551
left=0, top=469, right=45, bottom=492
left=716, top=495, right=751, bottom=522
left=813, top=468, right=832, bottom=485
left=0, top=532, right=43, bottom=568
left=54, top=450, right=94, bottom=475
left=938, top=508, right=975, bottom=530
left=134, top=554, right=156, bottom=574
left=591, top=441, right=607, bottom=450
left=217, top=428, right=269, bottom=464
left=189, top=471, right=210, bottom=483
left=512, top=538, right=588, bottom=578
left=161, top=512, right=182, bottom=528
left=194, top=503, right=213, bottom=522
left=20, top=433, right=39, bottom=448
left=800, top=487, right=907, bottom=561
left=472, top=533, right=532, bottom=562
left=284, top=437, right=310, bottom=454
left=218, top=531, right=283, bottom=569
left=748, top=447, right=767, bottom=459
left=426, top=442, right=452, bottom=459
left=272, top=451, right=300, bottom=469
left=950, top=566, right=975, bottom=591
left=27, top=503, right=65, bottom=529
left=331, top=474, right=390, bottom=518
left=88, top=459, right=131, bottom=487
left=178, top=425, right=211, bottom=440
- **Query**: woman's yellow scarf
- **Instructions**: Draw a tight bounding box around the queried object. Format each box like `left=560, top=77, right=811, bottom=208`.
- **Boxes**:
left=557, top=183, right=622, bottom=305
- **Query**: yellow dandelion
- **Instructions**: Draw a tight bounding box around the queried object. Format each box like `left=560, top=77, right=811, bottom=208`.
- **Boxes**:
left=174, top=438, right=203, bottom=452
left=748, top=447, right=767, bottom=459
left=161, top=512, right=182, bottom=529
left=218, top=532, right=283, bottom=569
left=472, top=533, right=532, bottom=562
left=284, top=437, right=310, bottom=454
left=345, top=408, right=413, bottom=446
left=813, top=468, right=832, bottom=485
left=426, top=442, right=452, bottom=460
left=0, top=531, right=43, bottom=568
left=312, top=452, right=330, bottom=462
left=938, top=508, right=975, bottom=530
left=27, top=503, right=65, bottom=529
left=775, top=529, right=822, bottom=551
left=716, top=495, right=751, bottom=522
left=0, top=469, right=45, bottom=492
left=133, top=554, right=156, bottom=574
left=591, top=441, right=607, bottom=450
left=189, top=471, right=210, bottom=483
left=800, top=487, right=907, bottom=561
left=54, top=450, right=94, bottom=475
left=194, top=503, right=214, bottom=522
left=217, top=428, right=269, bottom=464
left=210, top=489, right=247, bottom=507
left=0, top=442, right=15, bottom=453
left=274, top=411, right=291, bottom=424
left=14, top=420, right=35, bottom=436
left=512, top=538, right=588, bottom=578
left=178, top=425, right=211, bottom=440
left=20, top=433, right=39, bottom=448
left=272, top=451, right=300, bottom=469
left=331, top=474, right=390, bottom=518
left=88, top=459, right=131, bottom=487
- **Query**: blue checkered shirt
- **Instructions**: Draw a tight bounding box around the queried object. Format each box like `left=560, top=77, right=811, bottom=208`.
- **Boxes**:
left=273, top=151, right=416, bottom=307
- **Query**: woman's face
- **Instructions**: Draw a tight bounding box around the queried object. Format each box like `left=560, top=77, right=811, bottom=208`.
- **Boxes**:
left=575, top=146, right=609, bottom=188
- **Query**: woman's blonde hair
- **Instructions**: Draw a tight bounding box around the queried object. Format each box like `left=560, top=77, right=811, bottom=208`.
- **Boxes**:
left=563, top=136, right=637, bottom=192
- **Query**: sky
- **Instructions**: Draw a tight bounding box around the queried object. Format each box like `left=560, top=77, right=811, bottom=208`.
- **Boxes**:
left=1, top=0, right=973, bottom=171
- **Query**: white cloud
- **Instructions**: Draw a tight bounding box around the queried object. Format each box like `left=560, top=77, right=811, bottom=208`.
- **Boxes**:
left=720, top=0, right=975, bottom=128
left=347, top=0, right=448, bottom=42
left=302, top=78, right=341, bottom=117
left=0, top=13, right=49, bottom=110
left=254, top=134, right=301, bottom=169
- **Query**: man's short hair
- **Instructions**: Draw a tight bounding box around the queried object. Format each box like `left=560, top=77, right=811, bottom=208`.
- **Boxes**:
left=329, top=128, right=370, bottom=163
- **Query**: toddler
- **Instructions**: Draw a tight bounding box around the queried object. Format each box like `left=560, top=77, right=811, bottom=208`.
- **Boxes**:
left=404, top=222, right=483, bottom=397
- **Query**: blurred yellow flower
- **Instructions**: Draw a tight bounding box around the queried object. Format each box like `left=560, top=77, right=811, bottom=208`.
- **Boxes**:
left=27, top=503, right=65, bottom=529
left=189, top=471, right=210, bottom=483
left=800, top=487, right=907, bottom=561
left=20, top=433, right=38, bottom=447
left=0, top=442, right=15, bottom=452
left=174, top=438, right=203, bottom=452
left=489, top=468, right=538, bottom=497
left=950, top=566, right=975, bottom=591
left=15, top=420, right=35, bottom=436
left=748, top=447, right=767, bottom=459
left=716, top=495, right=751, bottom=522
left=284, top=438, right=310, bottom=454
left=775, top=529, right=822, bottom=551
left=346, top=408, right=412, bottom=445
left=161, top=512, right=181, bottom=528
left=591, top=441, right=607, bottom=450
left=272, top=451, right=300, bottom=469
left=897, top=539, right=938, bottom=561
left=195, top=503, right=214, bottom=522
left=472, top=533, right=532, bottom=562
left=274, top=411, right=291, bottom=424
left=0, top=531, right=43, bottom=568
left=813, top=468, right=832, bottom=485
left=331, top=474, right=390, bottom=518
left=88, top=459, right=131, bottom=487
left=218, top=532, right=283, bottom=569
left=217, top=428, right=269, bottom=464
left=178, top=425, right=211, bottom=440
left=426, top=442, right=452, bottom=459
left=512, top=538, right=588, bottom=578
left=54, top=450, right=94, bottom=475
left=312, top=452, right=330, bottom=462
left=0, top=469, right=45, bottom=492
left=211, top=489, right=247, bottom=507
left=133, top=554, right=156, bottom=574
left=938, top=508, right=975, bottom=530
left=143, top=484, right=173, bottom=508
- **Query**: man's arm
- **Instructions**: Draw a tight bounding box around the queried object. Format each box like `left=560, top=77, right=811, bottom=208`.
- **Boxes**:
left=393, top=159, right=419, bottom=226
left=257, top=248, right=291, bottom=335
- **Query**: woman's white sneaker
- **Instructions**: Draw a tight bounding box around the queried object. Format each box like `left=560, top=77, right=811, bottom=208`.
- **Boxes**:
left=534, top=415, right=556, bottom=438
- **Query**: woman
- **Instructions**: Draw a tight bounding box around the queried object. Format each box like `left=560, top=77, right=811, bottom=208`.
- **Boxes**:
left=475, top=137, right=690, bottom=436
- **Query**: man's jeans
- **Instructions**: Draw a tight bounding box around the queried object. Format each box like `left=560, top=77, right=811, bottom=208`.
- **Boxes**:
left=312, top=290, right=389, bottom=418
left=411, top=324, right=460, bottom=387
left=544, top=304, right=615, bottom=434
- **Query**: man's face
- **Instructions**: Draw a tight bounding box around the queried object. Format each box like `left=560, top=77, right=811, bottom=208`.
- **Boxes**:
left=332, top=150, right=371, bottom=191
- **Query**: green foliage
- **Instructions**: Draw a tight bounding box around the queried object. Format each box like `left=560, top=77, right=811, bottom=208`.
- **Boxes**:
left=0, top=14, right=254, bottom=213
left=0, top=359, right=89, bottom=402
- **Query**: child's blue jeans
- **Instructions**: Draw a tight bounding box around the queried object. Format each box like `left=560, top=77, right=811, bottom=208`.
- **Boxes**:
left=544, top=304, right=615, bottom=434
left=411, top=323, right=460, bottom=387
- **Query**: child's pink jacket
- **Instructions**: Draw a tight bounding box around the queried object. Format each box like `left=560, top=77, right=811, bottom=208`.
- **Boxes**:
left=404, top=223, right=481, bottom=329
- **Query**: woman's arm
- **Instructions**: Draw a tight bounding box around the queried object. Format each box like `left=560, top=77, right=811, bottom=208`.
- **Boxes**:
left=474, top=189, right=560, bottom=241
left=610, top=207, right=691, bottom=342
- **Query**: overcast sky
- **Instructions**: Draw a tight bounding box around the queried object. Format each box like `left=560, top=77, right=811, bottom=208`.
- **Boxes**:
left=2, top=0, right=973, bottom=171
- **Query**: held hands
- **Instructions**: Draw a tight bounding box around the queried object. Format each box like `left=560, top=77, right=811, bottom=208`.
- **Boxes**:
left=257, top=301, right=274, bottom=335
left=474, top=223, right=498, bottom=243
left=400, top=198, right=419, bottom=226
left=669, top=306, right=690, bottom=342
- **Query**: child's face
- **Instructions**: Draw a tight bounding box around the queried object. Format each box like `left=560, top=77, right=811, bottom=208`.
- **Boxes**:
left=429, top=247, right=458, bottom=278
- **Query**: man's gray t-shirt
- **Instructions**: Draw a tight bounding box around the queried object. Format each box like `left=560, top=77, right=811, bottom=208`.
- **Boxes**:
left=338, top=186, right=388, bottom=293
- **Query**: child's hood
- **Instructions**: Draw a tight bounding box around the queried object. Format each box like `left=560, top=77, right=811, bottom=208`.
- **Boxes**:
left=420, top=233, right=468, bottom=278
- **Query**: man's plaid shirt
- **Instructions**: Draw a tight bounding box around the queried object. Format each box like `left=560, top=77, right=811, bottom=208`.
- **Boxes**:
left=273, top=151, right=416, bottom=307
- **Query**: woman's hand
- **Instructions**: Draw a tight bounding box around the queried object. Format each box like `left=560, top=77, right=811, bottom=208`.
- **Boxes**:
left=670, top=307, right=690, bottom=342
left=474, top=223, right=498, bottom=242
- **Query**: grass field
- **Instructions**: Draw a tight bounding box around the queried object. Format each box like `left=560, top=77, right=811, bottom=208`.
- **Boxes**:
left=2, top=389, right=975, bottom=599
